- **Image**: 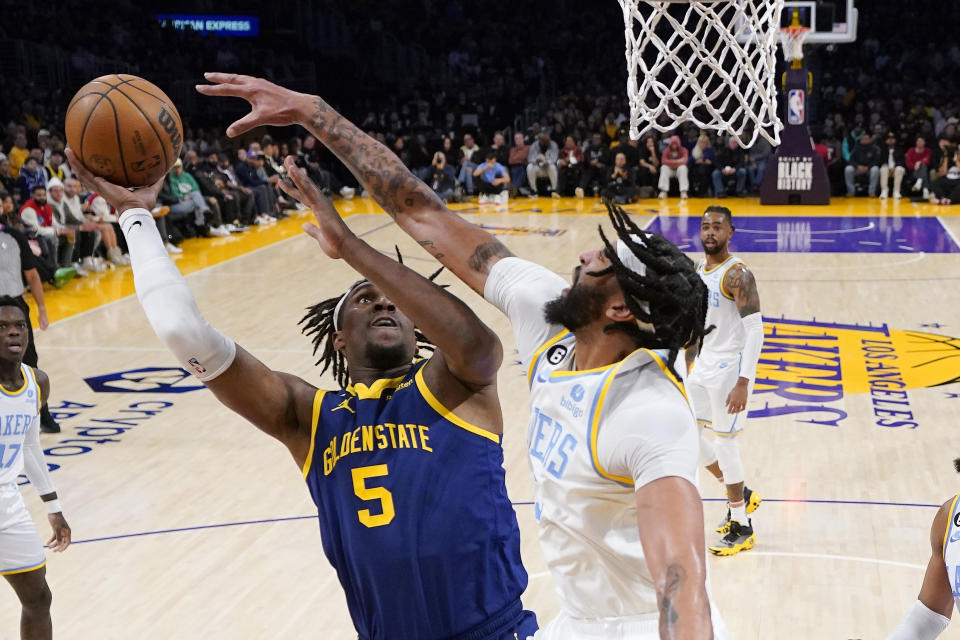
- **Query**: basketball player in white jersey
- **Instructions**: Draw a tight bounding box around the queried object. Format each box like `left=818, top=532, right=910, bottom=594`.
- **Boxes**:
left=685, top=206, right=763, bottom=557
left=194, top=73, right=728, bottom=638
left=885, top=459, right=960, bottom=639
left=0, top=297, right=71, bottom=640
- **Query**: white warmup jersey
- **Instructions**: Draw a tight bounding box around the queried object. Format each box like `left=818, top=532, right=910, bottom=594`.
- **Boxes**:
left=942, top=494, right=960, bottom=613
left=485, top=257, right=728, bottom=638
left=688, top=255, right=749, bottom=436
left=0, top=364, right=49, bottom=575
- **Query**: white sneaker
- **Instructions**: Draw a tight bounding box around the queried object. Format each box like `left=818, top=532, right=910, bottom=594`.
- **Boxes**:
left=71, top=262, right=88, bottom=277
left=574, top=187, right=584, bottom=199
left=478, top=194, right=489, bottom=204
left=913, top=179, right=923, bottom=192
left=498, top=192, right=509, bottom=205
left=923, top=188, right=932, bottom=199
left=894, top=192, right=902, bottom=199
left=165, top=242, right=183, bottom=254
left=209, top=225, right=230, bottom=237
left=339, top=186, right=356, bottom=199
left=680, top=191, right=688, bottom=200
left=659, top=191, right=668, bottom=199
left=879, top=190, right=888, bottom=199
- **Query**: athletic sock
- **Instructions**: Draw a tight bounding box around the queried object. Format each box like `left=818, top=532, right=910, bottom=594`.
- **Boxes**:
left=730, top=500, right=747, bottom=525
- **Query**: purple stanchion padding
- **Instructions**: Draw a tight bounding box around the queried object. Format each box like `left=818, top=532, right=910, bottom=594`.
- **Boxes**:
left=761, top=66, right=831, bottom=205
left=645, top=215, right=960, bottom=254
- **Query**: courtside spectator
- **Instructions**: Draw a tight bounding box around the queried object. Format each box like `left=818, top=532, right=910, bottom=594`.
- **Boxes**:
left=16, top=157, right=47, bottom=203
left=906, top=137, right=933, bottom=199
left=556, top=136, right=584, bottom=197
left=457, top=133, right=481, bottom=195
left=428, top=151, right=457, bottom=202
left=577, top=132, right=610, bottom=198
left=689, top=134, right=715, bottom=197
left=473, top=149, right=510, bottom=204
left=879, top=131, right=906, bottom=199
left=845, top=133, right=883, bottom=196
left=8, top=132, right=28, bottom=178
left=637, top=135, right=659, bottom=192
left=747, top=136, right=773, bottom=191
left=658, top=135, right=689, bottom=199
left=526, top=133, right=560, bottom=197
left=713, top=137, right=747, bottom=198
left=602, top=152, right=639, bottom=203
left=508, top=133, right=529, bottom=193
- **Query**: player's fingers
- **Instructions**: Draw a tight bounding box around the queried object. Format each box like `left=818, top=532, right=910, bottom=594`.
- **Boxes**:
left=225, top=112, right=262, bottom=138
left=277, top=179, right=302, bottom=203
left=202, top=72, right=248, bottom=86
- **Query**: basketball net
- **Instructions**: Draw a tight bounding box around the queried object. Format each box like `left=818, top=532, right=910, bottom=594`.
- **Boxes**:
left=620, top=0, right=785, bottom=148
left=780, top=25, right=810, bottom=64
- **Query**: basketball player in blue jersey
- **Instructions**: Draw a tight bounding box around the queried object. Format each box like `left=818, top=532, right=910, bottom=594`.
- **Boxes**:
left=0, top=298, right=71, bottom=640
left=196, top=73, right=727, bottom=639
left=66, top=151, right=537, bottom=640
left=685, top=206, right=763, bottom=557
left=886, top=459, right=960, bottom=639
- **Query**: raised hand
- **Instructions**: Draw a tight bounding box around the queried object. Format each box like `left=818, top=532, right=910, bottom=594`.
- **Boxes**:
left=65, top=148, right=164, bottom=215
left=196, top=73, right=310, bottom=137
left=278, top=157, right=355, bottom=260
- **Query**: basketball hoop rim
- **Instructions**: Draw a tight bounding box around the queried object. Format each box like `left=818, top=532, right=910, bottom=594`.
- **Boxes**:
left=780, top=25, right=811, bottom=38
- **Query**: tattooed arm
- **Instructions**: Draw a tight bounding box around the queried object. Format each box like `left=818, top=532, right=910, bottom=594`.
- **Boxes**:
left=721, top=263, right=763, bottom=414
left=635, top=477, right=714, bottom=639
left=722, top=263, right=761, bottom=318
left=197, top=73, right=512, bottom=295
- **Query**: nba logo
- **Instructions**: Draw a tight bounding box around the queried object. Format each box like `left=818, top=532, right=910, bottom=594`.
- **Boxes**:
left=788, top=90, right=805, bottom=125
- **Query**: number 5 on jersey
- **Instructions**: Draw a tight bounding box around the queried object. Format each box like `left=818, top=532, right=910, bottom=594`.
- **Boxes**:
left=351, top=464, right=395, bottom=528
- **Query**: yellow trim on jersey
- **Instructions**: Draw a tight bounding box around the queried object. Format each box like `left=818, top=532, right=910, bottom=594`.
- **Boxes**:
left=301, top=390, right=328, bottom=480
left=589, top=357, right=634, bottom=486
left=701, top=255, right=736, bottom=275
left=1, top=560, right=46, bottom=576
left=645, top=350, right=689, bottom=403
left=414, top=367, right=499, bottom=443
left=25, top=365, right=40, bottom=412
left=349, top=375, right=408, bottom=400
left=527, top=330, right=570, bottom=382
left=719, top=260, right=742, bottom=301
left=943, top=493, right=960, bottom=557
left=0, top=367, right=29, bottom=396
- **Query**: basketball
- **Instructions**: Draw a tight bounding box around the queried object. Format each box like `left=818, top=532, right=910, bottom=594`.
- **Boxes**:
left=65, top=74, right=183, bottom=187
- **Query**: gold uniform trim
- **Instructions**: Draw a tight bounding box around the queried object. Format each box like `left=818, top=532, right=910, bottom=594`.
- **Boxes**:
left=26, top=366, right=40, bottom=411
left=301, top=390, right=328, bottom=479
left=1, top=560, right=46, bottom=576
left=527, top=329, right=570, bottom=383
left=0, top=365, right=29, bottom=396
left=943, top=493, right=960, bottom=557
left=414, top=367, right=499, bottom=443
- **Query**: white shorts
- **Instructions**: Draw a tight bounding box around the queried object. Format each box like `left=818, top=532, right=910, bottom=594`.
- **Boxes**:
left=533, top=606, right=729, bottom=640
left=688, top=353, right=751, bottom=437
left=0, top=483, right=45, bottom=576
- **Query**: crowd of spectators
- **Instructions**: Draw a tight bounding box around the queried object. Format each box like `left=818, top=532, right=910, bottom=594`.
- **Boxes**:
left=0, top=0, right=957, bottom=299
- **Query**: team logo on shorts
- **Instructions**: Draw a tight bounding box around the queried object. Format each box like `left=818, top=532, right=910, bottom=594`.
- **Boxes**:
left=546, top=345, right=569, bottom=365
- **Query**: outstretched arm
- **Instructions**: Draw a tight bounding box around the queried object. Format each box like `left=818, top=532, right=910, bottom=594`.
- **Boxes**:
left=66, top=150, right=318, bottom=466
left=636, top=477, right=713, bottom=639
left=196, top=74, right=512, bottom=295
left=722, top=263, right=763, bottom=414
left=887, top=499, right=953, bottom=638
left=281, top=158, right=502, bottom=389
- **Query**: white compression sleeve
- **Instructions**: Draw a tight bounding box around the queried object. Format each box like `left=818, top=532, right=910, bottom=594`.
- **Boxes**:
left=887, top=601, right=950, bottom=640
left=22, top=416, right=55, bottom=496
left=739, top=312, right=764, bottom=382
left=120, top=208, right=236, bottom=381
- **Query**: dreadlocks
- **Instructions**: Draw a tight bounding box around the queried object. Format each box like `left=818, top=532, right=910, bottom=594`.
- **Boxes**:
left=298, top=248, right=444, bottom=389
left=593, top=200, right=713, bottom=379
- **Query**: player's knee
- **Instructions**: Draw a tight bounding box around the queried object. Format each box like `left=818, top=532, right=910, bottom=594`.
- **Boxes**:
left=713, top=435, right=744, bottom=484
left=19, top=578, right=52, bottom=613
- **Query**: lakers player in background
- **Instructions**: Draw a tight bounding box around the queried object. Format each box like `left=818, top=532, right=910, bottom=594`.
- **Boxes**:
left=686, top=206, right=764, bottom=557
left=0, top=297, right=71, bottom=640
left=66, top=150, right=537, bottom=640
left=886, top=460, right=960, bottom=638
left=196, top=72, right=728, bottom=639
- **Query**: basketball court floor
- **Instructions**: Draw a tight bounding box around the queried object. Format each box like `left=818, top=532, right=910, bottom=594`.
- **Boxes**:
left=1, top=195, right=958, bottom=639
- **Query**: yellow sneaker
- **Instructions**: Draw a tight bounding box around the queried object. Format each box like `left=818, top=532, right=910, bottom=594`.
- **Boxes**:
left=710, top=519, right=755, bottom=556
left=716, top=487, right=762, bottom=534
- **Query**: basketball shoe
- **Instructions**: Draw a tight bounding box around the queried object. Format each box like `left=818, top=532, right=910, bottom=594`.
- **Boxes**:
left=716, top=486, right=762, bottom=534
left=710, top=519, right=755, bottom=557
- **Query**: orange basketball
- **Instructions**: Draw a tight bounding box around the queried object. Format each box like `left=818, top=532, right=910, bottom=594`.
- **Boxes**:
left=65, top=74, right=183, bottom=187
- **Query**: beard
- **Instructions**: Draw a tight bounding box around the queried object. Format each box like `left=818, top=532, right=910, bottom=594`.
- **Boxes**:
left=702, top=240, right=725, bottom=255
left=543, top=283, right=609, bottom=332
